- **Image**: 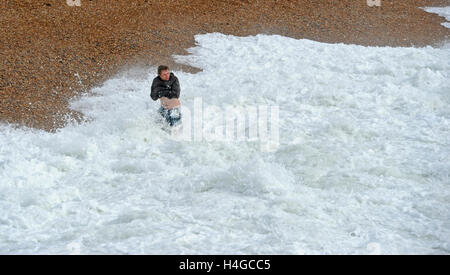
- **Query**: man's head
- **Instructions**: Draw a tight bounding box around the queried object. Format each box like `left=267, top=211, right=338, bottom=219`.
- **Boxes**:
left=158, top=65, right=170, bottom=81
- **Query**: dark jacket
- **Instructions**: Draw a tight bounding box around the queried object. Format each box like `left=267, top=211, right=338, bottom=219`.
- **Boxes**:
left=150, top=72, right=180, bottom=101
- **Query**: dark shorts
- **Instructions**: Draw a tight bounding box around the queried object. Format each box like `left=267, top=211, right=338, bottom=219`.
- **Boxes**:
left=158, top=106, right=182, bottom=127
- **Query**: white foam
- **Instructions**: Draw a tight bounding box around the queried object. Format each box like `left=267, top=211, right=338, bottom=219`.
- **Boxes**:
left=423, top=6, right=450, bottom=28
left=1, top=33, right=449, bottom=254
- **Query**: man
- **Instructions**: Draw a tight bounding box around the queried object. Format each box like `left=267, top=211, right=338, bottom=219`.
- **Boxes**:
left=150, top=65, right=182, bottom=127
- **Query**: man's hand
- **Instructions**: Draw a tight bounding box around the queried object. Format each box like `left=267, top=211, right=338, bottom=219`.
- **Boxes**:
left=158, top=89, right=171, bottom=99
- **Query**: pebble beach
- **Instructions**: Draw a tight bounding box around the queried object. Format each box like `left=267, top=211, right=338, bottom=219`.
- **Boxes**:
left=1, top=0, right=449, bottom=131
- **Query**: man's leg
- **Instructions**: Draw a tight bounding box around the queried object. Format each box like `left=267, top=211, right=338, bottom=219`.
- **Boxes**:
left=158, top=106, right=166, bottom=118
left=168, top=107, right=182, bottom=127
left=157, top=106, right=172, bottom=127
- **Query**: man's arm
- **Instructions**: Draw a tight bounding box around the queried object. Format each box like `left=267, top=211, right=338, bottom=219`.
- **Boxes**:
left=150, top=79, right=159, bottom=101
left=151, top=79, right=170, bottom=101
left=168, top=76, right=180, bottom=99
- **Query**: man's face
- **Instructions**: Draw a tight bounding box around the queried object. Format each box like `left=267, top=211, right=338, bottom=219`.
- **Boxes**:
left=159, top=70, right=170, bottom=81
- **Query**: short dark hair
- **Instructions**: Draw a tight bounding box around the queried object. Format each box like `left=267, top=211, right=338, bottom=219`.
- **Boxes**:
left=158, top=65, right=169, bottom=75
